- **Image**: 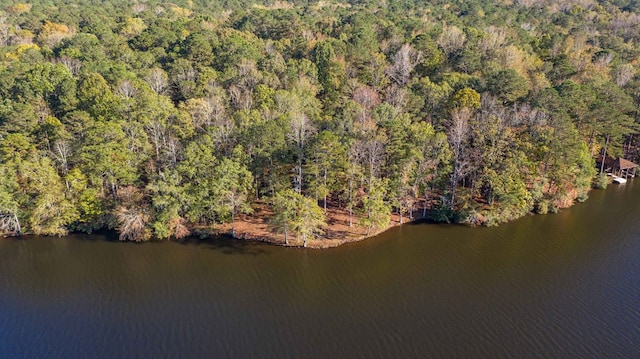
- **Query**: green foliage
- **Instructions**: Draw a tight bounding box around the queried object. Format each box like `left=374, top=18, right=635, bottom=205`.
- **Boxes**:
left=0, top=164, right=22, bottom=236
left=0, top=0, right=637, bottom=242
left=65, top=168, right=105, bottom=232
left=13, top=62, right=77, bottom=116
left=314, top=41, right=345, bottom=97
left=593, top=173, right=609, bottom=190
left=212, top=149, right=255, bottom=238
left=21, top=155, right=78, bottom=235
left=306, top=130, right=347, bottom=212
left=182, top=32, right=215, bottom=65
left=147, top=170, right=188, bottom=240
left=429, top=199, right=457, bottom=224
left=450, top=87, right=480, bottom=110
left=77, top=72, right=119, bottom=120
left=358, top=178, right=391, bottom=236
left=486, top=69, right=529, bottom=103
left=270, top=189, right=325, bottom=247
left=78, top=121, right=138, bottom=194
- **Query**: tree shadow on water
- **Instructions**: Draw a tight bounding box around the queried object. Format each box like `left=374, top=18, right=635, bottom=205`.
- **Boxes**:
left=177, top=235, right=270, bottom=256
left=59, top=230, right=270, bottom=255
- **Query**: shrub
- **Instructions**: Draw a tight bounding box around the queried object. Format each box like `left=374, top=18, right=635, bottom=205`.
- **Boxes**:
left=593, top=173, right=609, bottom=189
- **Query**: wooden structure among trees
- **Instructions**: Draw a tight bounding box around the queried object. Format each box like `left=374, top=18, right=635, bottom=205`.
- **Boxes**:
left=602, top=157, right=639, bottom=178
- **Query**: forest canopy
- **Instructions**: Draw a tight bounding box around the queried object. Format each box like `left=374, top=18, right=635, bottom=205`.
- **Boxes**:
left=1, top=0, right=639, bottom=244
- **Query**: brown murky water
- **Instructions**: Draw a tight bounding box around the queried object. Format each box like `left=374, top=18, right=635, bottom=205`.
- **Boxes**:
left=1, top=182, right=639, bottom=358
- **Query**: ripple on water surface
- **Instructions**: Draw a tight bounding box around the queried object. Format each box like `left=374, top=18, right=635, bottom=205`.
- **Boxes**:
left=1, top=184, right=640, bottom=358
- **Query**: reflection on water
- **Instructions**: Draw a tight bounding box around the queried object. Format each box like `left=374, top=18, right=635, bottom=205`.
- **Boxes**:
left=1, top=183, right=639, bottom=358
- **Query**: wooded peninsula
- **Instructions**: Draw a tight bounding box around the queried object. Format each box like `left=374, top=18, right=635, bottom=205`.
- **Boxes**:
left=1, top=0, right=639, bottom=247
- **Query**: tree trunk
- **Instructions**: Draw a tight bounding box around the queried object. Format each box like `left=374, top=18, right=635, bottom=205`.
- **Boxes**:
left=600, top=133, right=610, bottom=174
left=269, top=155, right=275, bottom=197
left=255, top=177, right=260, bottom=200
left=450, top=143, right=461, bottom=211
left=0, top=212, right=21, bottom=236
left=323, top=195, right=327, bottom=214
left=231, top=209, right=236, bottom=239
left=294, top=156, right=303, bottom=193
left=323, top=169, right=328, bottom=214
left=450, top=173, right=457, bottom=211
left=423, top=188, right=429, bottom=218
left=348, top=176, right=354, bottom=227
left=14, top=213, right=21, bottom=235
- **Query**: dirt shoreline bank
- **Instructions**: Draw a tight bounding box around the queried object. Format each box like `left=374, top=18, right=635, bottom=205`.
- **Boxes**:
left=213, top=186, right=600, bottom=248
left=213, top=203, right=422, bottom=249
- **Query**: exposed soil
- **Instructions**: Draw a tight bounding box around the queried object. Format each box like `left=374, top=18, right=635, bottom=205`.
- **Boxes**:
left=209, top=185, right=587, bottom=249
left=215, top=201, right=418, bottom=249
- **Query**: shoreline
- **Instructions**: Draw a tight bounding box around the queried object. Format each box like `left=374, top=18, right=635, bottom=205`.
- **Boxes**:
left=213, top=203, right=420, bottom=249
left=3, top=184, right=617, bottom=248
left=214, top=183, right=615, bottom=248
left=0, top=202, right=584, bottom=248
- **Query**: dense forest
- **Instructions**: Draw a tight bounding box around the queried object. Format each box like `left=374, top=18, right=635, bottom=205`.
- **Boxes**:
left=1, top=0, right=639, bottom=245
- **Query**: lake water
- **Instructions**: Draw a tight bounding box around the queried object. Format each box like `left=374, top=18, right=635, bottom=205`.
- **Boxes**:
left=1, top=182, right=639, bottom=358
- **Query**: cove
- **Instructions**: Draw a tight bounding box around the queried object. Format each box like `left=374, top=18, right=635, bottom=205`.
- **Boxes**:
left=1, top=182, right=639, bottom=358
